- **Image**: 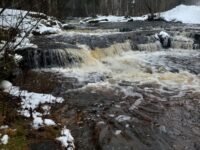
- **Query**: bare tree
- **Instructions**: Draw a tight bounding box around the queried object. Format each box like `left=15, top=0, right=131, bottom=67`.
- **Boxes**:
left=0, top=1, right=46, bottom=80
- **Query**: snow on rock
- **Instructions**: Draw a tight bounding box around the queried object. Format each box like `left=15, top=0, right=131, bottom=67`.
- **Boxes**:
left=32, top=116, right=44, bottom=129
left=32, top=115, right=56, bottom=129
left=161, top=5, right=200, bottom=24
left=5, top=86, right=64, bottom=112
left=3, top=84, right=64, bottom=129
left=155, top=31, right=171, bottom=48
left=81, top=15, right=148, bottom=24
left=0, top=8, right=62, bottom=34
left=115, top=115, right=131, bottom=122
left=0, top=135, right=9, bottom=145
left=158, top=31, right=170, bottom=39
left=0, top=80, right=13, bottom=90
left=115, top=130, right=122, bottom=135
left=14, top=33, right=38, bottom=50
left=0, top=8, right=62, bottom=51
left=56, top=126, right=75, bottom=150
left=44, top=119, right=56, bottom=126
left=32, top=22, right=61, bottom=35
left=14, top=54, right=23, bottom=63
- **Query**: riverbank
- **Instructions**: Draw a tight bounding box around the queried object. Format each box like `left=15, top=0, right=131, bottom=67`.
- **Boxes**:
left=1, top=5, right=200, bottom=150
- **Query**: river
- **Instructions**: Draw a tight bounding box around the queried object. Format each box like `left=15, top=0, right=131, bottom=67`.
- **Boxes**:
left=14, top=21, right=200, bottom=150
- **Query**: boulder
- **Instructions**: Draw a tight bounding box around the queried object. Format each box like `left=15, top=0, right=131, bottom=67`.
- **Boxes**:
left=0, top=80, right=12, bottom=90
left=194, top=33, right=200, bottom=44
left=155, top=31, right=171, bottom=48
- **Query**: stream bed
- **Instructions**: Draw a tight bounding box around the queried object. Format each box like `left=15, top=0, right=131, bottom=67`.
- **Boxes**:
left=14, top=21, right=200, bottom=150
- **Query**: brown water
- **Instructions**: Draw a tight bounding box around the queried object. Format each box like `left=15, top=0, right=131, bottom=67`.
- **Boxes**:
left=15, top=25, right=200, bottom=150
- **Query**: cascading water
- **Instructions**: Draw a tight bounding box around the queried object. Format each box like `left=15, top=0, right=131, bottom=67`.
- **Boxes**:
left=18, top=29, right=200, bottom=90
left=15, top=26, right=200, bottom=150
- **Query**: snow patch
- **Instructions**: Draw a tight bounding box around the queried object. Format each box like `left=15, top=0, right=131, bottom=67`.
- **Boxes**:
left=44, top=119, right=56, bottom=126
left=161, top=5, right=200, bottom=24
left=0, top=80, right=13, bottom=90
left=32, top=116, right=44, bottom=129
left=115, top=130, right=122, bottom=135
left=0, top=125, right=9, bottom=130
left=0, top=8, right=61, bottom=34
left=0, top=135, right=9, bottom=145
left=5, top=86, right=64, bottom=111
left=33, top=24, right=61, bottom=35
left=80, top=5, right=200, bottom=24
left=56, top=126, right=75, bottom=149
left=4, top=85, right=63, bottom=129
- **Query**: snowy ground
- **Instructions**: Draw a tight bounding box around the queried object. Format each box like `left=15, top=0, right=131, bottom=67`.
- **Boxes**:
left=80, top=5, right=200, bottom=24
left=0, top=8, right=61, bottom=34
left=0, top=80, right=74, bottom=149
left=0, top=8, right=62, bottom=52
left=161, top=5, right=200, bottom=24
left=0, top=8, right=62, bottom=62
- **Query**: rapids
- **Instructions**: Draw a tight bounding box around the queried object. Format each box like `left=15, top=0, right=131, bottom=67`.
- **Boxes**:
left=41, top=42, right=200, bottom=93
left=14, top=22, right=200, bottom=150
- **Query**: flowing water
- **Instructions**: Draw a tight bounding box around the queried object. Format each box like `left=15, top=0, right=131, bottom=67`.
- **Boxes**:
left=16, top=22, right=200, bottom=150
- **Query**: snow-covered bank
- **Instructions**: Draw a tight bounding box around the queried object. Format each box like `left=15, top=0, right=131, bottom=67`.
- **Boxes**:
left=80, top=5, right=200, bottom=24
left=161, top=5, right=200, bottom=24
left=1, top=80, right=74, bottom=149
left=1, top=81, right=72, bottom=140
left=0, top=8, right=62, bottom=34
left=3, top=84, right=63, bottom=128
left=0, top=8, right=62, bottom=62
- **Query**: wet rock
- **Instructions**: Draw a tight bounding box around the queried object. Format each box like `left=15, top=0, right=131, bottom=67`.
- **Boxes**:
left=194, top=33, right=200, bottom=44
left=127, top=19, right=134, bottom=22
left=62, top=24, right=76, bottom=30
left=147, top=14, right=166, bottom=22
left=16, top=47, right=83, bottom=69
left=169, top=68, right=179, bottom=73
left=87, top=19, right=108, bottom=24
left=155, top=31, right=171, bottom=48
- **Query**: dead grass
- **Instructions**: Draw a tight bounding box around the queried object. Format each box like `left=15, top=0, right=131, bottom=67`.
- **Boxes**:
left=0, top=91, right=61, bottom=149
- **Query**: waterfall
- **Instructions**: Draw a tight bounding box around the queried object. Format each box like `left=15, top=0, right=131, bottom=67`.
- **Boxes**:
left=91, top=41, right=132, bottom=59
left=171, top=36, right=195, bottom=50
left=137, top=42, right=161, bottom=51
left=17, top=40, right=133, bottom=69
left=17, top=48, right=83, bottom=69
